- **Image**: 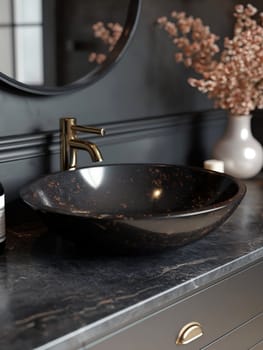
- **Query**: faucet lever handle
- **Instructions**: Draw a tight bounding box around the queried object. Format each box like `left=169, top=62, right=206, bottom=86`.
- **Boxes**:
left=72, top=125, right=105, bottom=136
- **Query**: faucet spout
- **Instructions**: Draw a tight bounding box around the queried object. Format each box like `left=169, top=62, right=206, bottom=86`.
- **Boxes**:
left=69, top=139, right=103, bottom=165
left=60, top=117, right=105, bottom=171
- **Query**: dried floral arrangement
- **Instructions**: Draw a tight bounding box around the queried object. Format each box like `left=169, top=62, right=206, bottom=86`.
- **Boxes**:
left=157, top=4, right=263, bottom=116
left=88, top=22, right=123, bottom=64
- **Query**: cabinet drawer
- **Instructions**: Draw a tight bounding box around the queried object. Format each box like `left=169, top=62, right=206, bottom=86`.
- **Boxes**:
left=250, top=340, right=263, bottom=350
left=88, top=261, right=263, bottom=350
left=202, top=312, right=263, bottom=350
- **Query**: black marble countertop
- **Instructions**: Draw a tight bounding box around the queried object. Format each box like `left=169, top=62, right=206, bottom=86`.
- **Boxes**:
left=1, top=175, right=263, bottom=350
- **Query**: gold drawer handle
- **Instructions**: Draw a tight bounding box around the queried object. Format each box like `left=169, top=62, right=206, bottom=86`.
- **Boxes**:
left=176, top=322, right=203, bottom=345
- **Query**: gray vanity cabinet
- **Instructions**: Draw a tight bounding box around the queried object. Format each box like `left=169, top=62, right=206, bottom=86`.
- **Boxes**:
left=202, top=312, right=263, bottom=349
left=87, top=260, right=263, bottom=350
left=250, top=340, right=263, bottom=350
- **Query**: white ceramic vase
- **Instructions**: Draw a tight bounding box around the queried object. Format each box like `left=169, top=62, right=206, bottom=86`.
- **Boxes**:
left=213, top=114, right=263, bottom=179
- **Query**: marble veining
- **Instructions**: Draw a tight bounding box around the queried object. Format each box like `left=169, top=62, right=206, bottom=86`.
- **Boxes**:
left=0, top=175, right=262, bottom=350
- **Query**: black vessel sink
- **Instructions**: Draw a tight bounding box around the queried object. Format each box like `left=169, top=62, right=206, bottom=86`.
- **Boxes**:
left=20, top=164, right=246, bottom=253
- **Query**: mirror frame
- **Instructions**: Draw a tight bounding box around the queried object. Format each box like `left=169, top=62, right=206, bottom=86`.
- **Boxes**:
left=0, top=0, right=141, bottom=95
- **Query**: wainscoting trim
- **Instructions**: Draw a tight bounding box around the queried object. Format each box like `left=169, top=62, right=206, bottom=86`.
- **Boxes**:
left=0, top=110, right=226, bottom=163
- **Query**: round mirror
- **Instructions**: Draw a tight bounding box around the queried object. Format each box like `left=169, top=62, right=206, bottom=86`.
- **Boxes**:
left=0, top=0, right=141, bottom=95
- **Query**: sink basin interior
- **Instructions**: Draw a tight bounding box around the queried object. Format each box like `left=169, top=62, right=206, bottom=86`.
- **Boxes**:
left=20, top=164, right=246, bottom=253
left=21, top=164, right=242, bottom=217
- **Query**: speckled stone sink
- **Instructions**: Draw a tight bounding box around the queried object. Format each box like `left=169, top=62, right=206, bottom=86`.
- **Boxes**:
left=20, top=164, right=246, bottom=253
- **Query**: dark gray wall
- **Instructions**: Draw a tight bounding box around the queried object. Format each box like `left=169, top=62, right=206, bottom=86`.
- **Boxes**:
left=0, top=0, right=263, bottom=203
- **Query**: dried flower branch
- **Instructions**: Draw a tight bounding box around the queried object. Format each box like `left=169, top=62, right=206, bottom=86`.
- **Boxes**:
left=157, top=4, right=263, bottom=116
left=88, top=22, right=123, bottom=64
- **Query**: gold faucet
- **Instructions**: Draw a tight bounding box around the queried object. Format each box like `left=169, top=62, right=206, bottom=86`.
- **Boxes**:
left=60, top=117, right=105, bottom=171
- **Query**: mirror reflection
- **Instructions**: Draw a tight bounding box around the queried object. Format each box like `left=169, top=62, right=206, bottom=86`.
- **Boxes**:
left=0, top=0, right=129, bottom=88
